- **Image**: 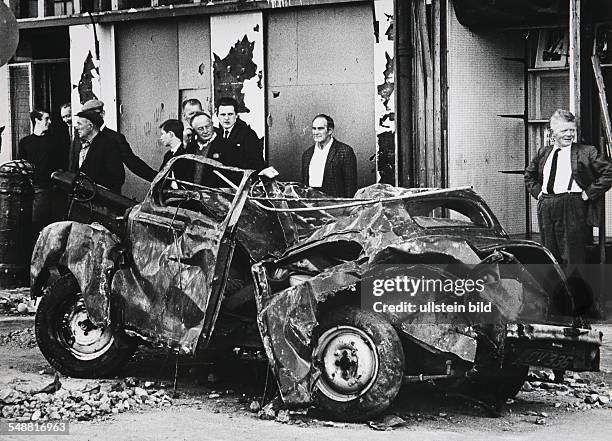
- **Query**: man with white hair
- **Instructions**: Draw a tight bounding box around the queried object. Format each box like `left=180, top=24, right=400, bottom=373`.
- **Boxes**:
left=525, top=109, right=612, bottom=265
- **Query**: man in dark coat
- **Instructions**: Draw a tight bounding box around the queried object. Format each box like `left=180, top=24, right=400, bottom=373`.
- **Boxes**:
left=525, top=109, right=612, bottom=265
left=18, top=109, right=65, bottom=239
left=212, top=97, right=265, bottom=172
left=70, top=99, right=156, bottom=182
left=302, top=114, right=357, bottom=198
left=159, top=118, right=191, bottom=185
left=74, top=110, right=125, bottom=193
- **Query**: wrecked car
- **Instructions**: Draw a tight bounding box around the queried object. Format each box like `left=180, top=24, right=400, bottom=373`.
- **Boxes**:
left=30, top=155, right=602, bottom=421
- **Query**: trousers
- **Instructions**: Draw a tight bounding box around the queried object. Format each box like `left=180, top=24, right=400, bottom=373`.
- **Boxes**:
left=537, top=193, right=588, bottom=265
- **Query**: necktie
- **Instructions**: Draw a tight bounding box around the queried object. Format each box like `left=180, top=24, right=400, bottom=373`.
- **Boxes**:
left=224, top=130, right=229, bottom=139
left=546, top=148, right=561, bottom=194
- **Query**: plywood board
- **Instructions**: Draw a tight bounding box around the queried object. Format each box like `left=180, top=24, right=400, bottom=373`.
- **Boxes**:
left=178, top=17, right=211, bottom=92
left=266, top=3, right=375, bottom=189
left=115, top=21, right=179, bottom=200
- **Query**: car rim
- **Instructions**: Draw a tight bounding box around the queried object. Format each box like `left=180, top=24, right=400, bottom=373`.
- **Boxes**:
left=314, top=325, right=379, bottom=402
left=57, top=296, right=114, bottom=361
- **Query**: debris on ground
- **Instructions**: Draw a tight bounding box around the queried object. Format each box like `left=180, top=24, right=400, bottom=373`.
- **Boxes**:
left=368, top=414, right=406, bottom=431
left=0, top=328, right=37, bottom=348
left=0, top=377, right=173, bottom=422
left=257, top=396, right=284, bottom=421
left=518, top=369, right=612, bottom=410
left=0, top=288, right=33, bottom=315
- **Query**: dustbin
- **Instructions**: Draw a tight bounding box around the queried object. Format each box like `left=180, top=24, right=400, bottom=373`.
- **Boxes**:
left=0, top=160, right=34, bottom=288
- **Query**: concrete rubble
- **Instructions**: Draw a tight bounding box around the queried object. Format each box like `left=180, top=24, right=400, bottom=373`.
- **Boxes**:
left=521, top=370, right=612, bottom=410
left=0, top=377, right=173, bottom=422
left=0, top=328, right=37, bottom=348
left=0, top=288, right=33, bottom=315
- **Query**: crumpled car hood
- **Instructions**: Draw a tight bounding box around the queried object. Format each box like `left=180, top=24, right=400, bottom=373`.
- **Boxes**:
left=252, top=184, right=553, bottom=406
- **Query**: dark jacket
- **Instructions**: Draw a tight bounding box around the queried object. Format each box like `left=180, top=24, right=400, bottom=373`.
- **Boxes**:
left=102, top=127, right=157, bottom=182
left=525, top=143, right=612, bottom=226
left=302, top=139, right=358, bottom=198
left=68, top=136, right=82, bottom=173
left=18, top=133, right=64, bottom=188
left=79, top=130, right=126, bottom=194
left=212, top=119, right=265, bottom=171
left=160, top=144, right=192, bottom=183
left=70, top=126, right=156, bottom=182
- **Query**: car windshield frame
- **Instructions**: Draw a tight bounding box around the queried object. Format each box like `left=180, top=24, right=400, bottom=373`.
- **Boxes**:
left=405, top=195, right=496, bottom=230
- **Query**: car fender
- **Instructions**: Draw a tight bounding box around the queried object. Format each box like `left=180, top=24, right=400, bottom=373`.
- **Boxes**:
left=30, top=221, right=121, bottom=327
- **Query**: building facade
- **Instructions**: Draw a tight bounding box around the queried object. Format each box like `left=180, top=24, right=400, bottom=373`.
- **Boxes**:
left=0, top=0, right=610, bottom=237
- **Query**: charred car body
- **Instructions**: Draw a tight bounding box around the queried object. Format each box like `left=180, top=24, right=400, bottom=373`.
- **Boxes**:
left=30, top=156, right=602, bottom=420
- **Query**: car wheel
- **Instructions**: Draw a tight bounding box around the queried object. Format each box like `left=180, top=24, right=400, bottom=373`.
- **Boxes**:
left=312, top=306, right=404, bottom=421
left=35, top=273, right=136, bottom=378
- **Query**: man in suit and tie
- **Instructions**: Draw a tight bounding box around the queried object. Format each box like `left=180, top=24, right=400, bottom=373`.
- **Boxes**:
left=302, top=114, right=357, bottom=198
left=214, top=97, right=264, bottom=171
left=525, top=109, right=612, bottom=265
left=74, top=110, right=125, bottom=193
left=72, top=99, right=156, bottom=182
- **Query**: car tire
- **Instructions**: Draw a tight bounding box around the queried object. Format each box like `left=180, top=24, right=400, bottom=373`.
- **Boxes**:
left=35, top=273, right=136, bottom=378
left=312, top=306, right=404, bottom=421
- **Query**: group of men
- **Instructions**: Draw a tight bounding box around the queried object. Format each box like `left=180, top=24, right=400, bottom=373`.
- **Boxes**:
left=18, top=96, right=359, bottom=237
left=159, top=98, right=358, bottom=196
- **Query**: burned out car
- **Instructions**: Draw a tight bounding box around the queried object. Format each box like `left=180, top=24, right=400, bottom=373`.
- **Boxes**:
left=30, top=155, right=602, bottom=421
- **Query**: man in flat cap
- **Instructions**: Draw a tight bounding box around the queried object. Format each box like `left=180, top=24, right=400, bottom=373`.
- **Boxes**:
left=75, top=110, right=125, bottom=193
left=71, top=99, right=156, bottom=182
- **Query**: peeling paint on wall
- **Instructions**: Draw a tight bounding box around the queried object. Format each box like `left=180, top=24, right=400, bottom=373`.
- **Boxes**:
left=210, top=13, right=265, bottom=139
left=373, top=0, right=396, bottom=185
left=70, top=24, right=118, bottom=130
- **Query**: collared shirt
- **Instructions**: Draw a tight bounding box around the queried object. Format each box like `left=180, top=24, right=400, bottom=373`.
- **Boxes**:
left=78, top=139, right=92, bottom=168
left=309, top=137, right=333, bottom=188
left=542, top=145, right=582, bottom=194
left=196, top=133, right=217, bottom=158
left=223, top=126, right=233, bottom=139
left=169, top=140, right=182, bottom=155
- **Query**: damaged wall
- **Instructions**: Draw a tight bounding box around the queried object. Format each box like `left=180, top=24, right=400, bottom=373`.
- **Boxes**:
left=115, top=20, right=180, bottom=201
left=446, top=1, right=526, bottom=235
left=266, top=4, right=376, bottom=189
